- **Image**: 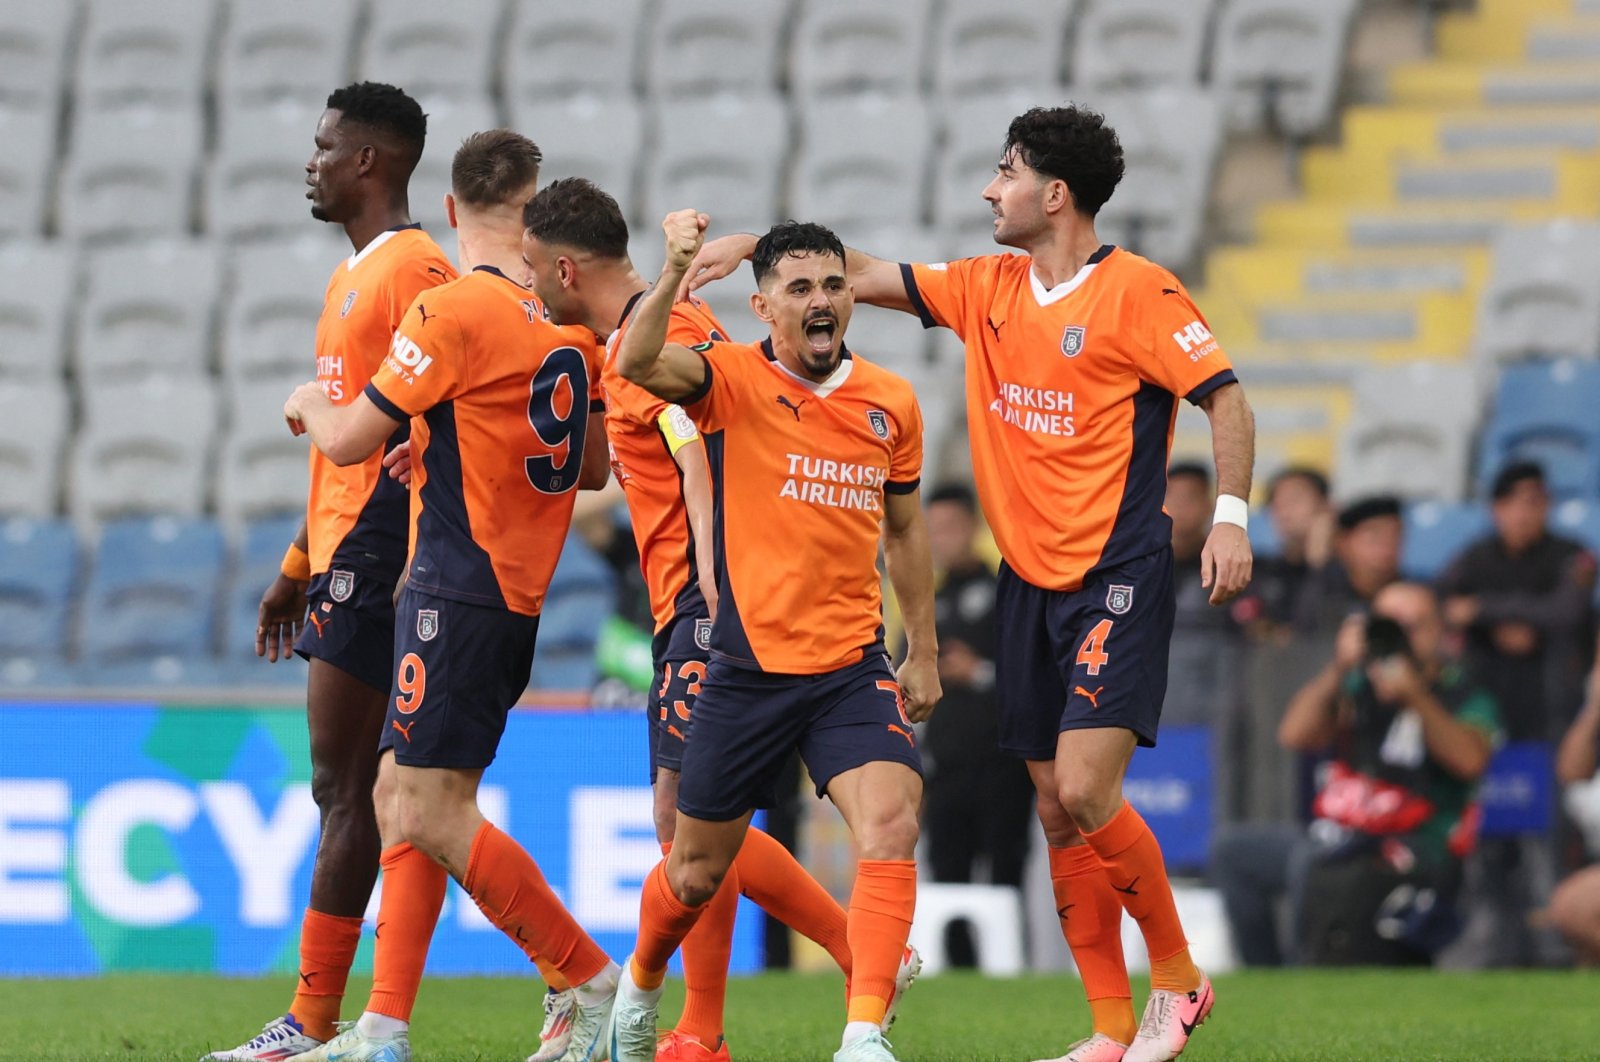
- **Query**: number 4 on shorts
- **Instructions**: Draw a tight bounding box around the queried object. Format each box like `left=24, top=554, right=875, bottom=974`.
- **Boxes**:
left=1076, top=619, right=1113, bottom=676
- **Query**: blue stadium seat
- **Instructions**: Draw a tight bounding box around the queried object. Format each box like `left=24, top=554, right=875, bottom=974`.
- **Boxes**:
left=530, top=650, right=599, bottom=693
left=224, top=515, right=305, bottom=661
left=549, top=531, right=617, bottom=595
left=0, top=517, right=78, bottom=660
left=1247, top=510, right=1281, bottom=557
left=78, top=517, right=225, bottom=665
left=1551, top=498, right=1600, bottom=552
left=1478, top=361, right=1600, bottom=499
left=1401, top=501, right=1492, bottom=581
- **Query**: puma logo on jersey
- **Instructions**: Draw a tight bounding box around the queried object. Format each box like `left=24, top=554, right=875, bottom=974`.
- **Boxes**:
left=1161, top=287, right=1179, bottom=296
left=417, top=304, right=436, bottom=326
left=777, top=395, right=807, bottom=421
left=427, top=266, right=449, bottom=279
left=887, top=723, right=916, bottom=747
left=1074, top=685, right=1104, bottom=709
left=986, top=316, right=1004, bottom=341
left=391, top=720, right=415, bottom=742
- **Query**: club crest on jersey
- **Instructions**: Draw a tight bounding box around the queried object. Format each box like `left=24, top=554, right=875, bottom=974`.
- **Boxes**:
left=329, top=569, right=354, bottom=603
left=694, top=618, right=713, bottom=651
left=1061, top=325, right=1086, bottom=358
left=340, top=291, right=358, bottom=318
left=867, top=409, right=890, bottom=439
left=1106, top=584, right=1134, bottom=615
left=417, top=609, right=440, bottom=642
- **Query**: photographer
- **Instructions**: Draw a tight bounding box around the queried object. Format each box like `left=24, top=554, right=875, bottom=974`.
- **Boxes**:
left=1214, top=583, right=1503, bottom=965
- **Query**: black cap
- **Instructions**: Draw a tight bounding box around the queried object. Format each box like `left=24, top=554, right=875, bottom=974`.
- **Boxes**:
left=1337, top=494, right=1402, bottom=531
left=1491, top=460, right=1545, bottom=501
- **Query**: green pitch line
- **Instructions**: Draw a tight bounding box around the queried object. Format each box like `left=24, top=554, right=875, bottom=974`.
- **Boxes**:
left=4, top=969, right=1597, bottom=1061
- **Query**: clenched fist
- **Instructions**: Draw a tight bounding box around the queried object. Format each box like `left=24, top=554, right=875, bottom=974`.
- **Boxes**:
left=663, top=209, right=710, bottom=274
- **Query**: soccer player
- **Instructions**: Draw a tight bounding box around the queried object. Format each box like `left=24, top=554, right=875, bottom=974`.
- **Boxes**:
left=684, top=106, right=1257, bottom=1062
left=206, top=82, right=456, bottom=1062
left=279, top=130, right=617, bottom=1062
left=519, top=179, right=918, bottom=1061
left=604, top=211, right=940, bottom=1062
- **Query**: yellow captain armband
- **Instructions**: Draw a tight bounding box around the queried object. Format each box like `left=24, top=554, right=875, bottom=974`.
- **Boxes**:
left=280, top=543, right=312, bottom=583
left=656, top=405, right=700, bottom=456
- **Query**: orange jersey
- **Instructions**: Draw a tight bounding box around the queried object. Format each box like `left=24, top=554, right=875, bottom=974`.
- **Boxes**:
left=365, top=266, right=603, bottom=617
left=602, top=293, right=731, bottom=635
left=685, top=340, right=923, bottom=674
left=902, top=247, right=1236, bottom=592
left=308, top=225, right=455, bottom=577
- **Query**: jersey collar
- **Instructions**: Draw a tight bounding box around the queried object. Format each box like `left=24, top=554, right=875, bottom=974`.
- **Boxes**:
left=1028, top=244, right=1116, bottom=307
left=616, top=288, right=647, bottom=333
left=345, top=222, right=424, bottom=270
left=760, top=337, right=854, bottom=398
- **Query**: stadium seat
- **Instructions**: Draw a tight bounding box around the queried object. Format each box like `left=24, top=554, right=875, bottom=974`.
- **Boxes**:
left=0, top=109, right=57, bottom=238
left=1401, top=501, right=1492, bottom=581
left=1478, top=360, right=1600, bottom=499
left=0, top=517, right=77, bottom=663
left=222, top=234, right=344, bottom=383
left=512, top=97, right=644, bottom=212
left=789, top=96, right=933, bottom=231
left=1093, top=90, right=1224, bottom=270
left=931, top=0, right=1074, bottom=100
left=79, top=240, right=222, bottom=380
left=930, top=92, right=1040, bottom=239
left=0, top=380, right=69, bottom=518
left=1551, top=497, right=1600, bottom=556
left=536, top=534, right=616, bottom=689
left=359, top=0, right=504, bottom=106
left=215, top=0, right=360, bottom=109
left=529, top=649, right=599, bottom=692
left=411, top=96, right=502, bottom=237
left=1475, top=220, right=1600, bottom=366
left=75, top=0, right=217, bottom=113
left=71, top=376, right=219, bottom=526
left=503, top=0, right=647, bottom=104
left=0, top=241, right=75, bottom=380
left=1334, top=362, right=1478, bottom=503
left=1212, top=0, right=1360, bottom=136
left=644, top=0, right=788, bottom=99
left=789, top=0, right=933, bottom=100
left=0, top=3, right=76, bottom=116
left=207, top=101, right=322, bottom=240
left=844, top=304, right=931, bottom=376
left=58, top=107, right=203, bottom=241
left=641, top=95, right=790, bottom=234
left=222, top=514, right=305, bottom=661
left=77, top=516, right=225, bottom=663
left=1070, top=0, right=1215, bottom=91
left=215, top=380, right=311, bottom=527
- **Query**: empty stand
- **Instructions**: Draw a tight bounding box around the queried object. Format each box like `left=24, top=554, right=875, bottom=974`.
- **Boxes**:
left=1476, top=219, right=1600, bottom=365
left=222, top=514, right=305, bottom=662
left=789, top=0, right=932, bottom=100
left=513, top=97, right=644, bottom=209
left=0, top=381, right=69, bottom=517
left=71, top=376, right=219, bottom=526
left=1071, top=0, right=1214, bottom=91
left=79, top=240, right=222, bottom=380
left=359, top=0, right=505, bottom=106
left=76, top=0, right=217, bottom=113
left=531, top=532, right=617, bottom=692
left=790, top=96, right=933, bottom=231
left=1335, top=363, right=1479, bottom=503
left=0, top=3, right=76, bottom=116
left=641, top=95, right=790, bottom=233
left=932, top=0, right=1074, bottom=99
left=0, top=241, right=75, bottom=379
left=644, top=0, right=788, bottom=99
left=1094, top=90, right=1224, bottom=269
left=1213, top=0, right=1359, bottom=136
left=930, top=92, right=1038, bottom=239
left=1479, top=360, right=1600, bottom=499
left=77, top=516, right=225, bottom=662
left=215, top=0, right=360, bottom=109
left=57, top=107, right=203, bottom=241
left=207, top=101, right=322, bottom=240
left=504, top=0, right=646, bottom=104
left=0, top=517, right=77, bottom=663
left=0, top=108, right=58, bottom=238
left=1401, top=500, right=1493, bottom=583
left=216, top=381, right=311, bottom=527
left=222, top=235, right=344, bottom=383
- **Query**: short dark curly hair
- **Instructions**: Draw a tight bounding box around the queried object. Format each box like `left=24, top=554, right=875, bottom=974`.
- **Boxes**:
left=452, top=129, right=542, bottom=208
left=522, top=178, right=630, bottom=259
left=325, top=81, right=427, bottom=165
left=1004, top=106, right=1125, bottom=217
left=751, top=221, right=846, bottom=287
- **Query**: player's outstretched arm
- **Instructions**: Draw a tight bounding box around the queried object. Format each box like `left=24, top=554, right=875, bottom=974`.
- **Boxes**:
left=679, top=233, right=914, bottom=314
left=618, top=210, right=713, bottom=402
left=883, top=488, right=941, bottom=722
left=284, top=382, right=403, bottom=468
left=1198, top=381, right=1256, bottom=605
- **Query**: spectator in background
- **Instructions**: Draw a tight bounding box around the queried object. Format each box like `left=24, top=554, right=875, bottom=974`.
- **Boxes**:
left=1546, top=658, right=1600, bottom=963
left=1165, top=462, right=1246, bottom=727
left=1293, top=494, right=1403, bottom=636
left=1213, top=583, right=1501, bottom=966
left=921, top=484, right=1032, bottom=967
left=1245, top=467, right=1335, bottom=640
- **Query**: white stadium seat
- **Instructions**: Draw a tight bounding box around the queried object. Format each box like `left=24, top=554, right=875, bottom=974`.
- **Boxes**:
left=76, top=0, right=217, bottom=113
left=930, top=92, right=1037, bottom=240
left=512, top=97, right=645, bottom=212
left=1213, top=0, right=1360, bottom=136
left=1335, top=362, right=1479, bottom=503
left=645, top=0, right=789, bottom=99
left=0, top=241, right=76, bottom=380
left=71, top=375, right=219, bottom=526
left=79, top=241, right=222, bottom=380
left=58, top=108, right=203, bottom=241
left=932, top=0, right=1076, bottom=100
left=1476, top=220, right=1600, bottom=366
left=222, top=234, right=345, bottom=383
left=215, top=0, right=360, bottom=109
left=359, top=0, right=504, bottom=106
left=642, top=95, right=791, bottom=234
left=0, top=3, right=76, bottom=116
left=504, top=0, right=648, bottom=104
left=0, top=380, right=69, bottom=517
left=790, top=95, right=933, bottom=231
left=0, top=109, right=59, bottom=239
left=216, top=378, right=311, bottom=526
left=207, top=101, right=321, bottom=240
left=1070, top=0, right=1215, bottom=91
left=790, top=0, right=933, bottom=100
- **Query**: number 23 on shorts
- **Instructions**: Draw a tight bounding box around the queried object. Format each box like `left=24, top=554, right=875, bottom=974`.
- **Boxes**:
left=1076, top=619, right=1113, bottom=676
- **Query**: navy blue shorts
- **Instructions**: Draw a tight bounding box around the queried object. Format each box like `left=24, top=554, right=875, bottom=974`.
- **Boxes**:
left=293, top=568, right=396, bottom=694
left=676, top=649, right=924, bottom=822
left=995, top=547, right=1176, bottom=757
left=378, top=587, right=538, bottom=769
left=646, top=613, right=714, bottom=780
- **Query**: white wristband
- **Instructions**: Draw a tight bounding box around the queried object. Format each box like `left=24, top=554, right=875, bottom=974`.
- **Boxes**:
left=1213, top=493, right=1249, bottom=531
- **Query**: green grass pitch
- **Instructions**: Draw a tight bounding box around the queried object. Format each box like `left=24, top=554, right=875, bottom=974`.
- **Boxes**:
left=5, top=969, right=1597, bottom=1061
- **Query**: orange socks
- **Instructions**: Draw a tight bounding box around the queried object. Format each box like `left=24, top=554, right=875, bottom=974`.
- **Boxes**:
left=1082, top=802, right=1200, bottom=993
left=677, top=860, right=739, bottom=1043
left=844, top=859, right=916, bottom=1026
left=735, top=827, right=853, bottom=977
left=368, top=842, right=448, bottom=1021
left=463, top=822, right=611, bottom=988
left=288, top=908, right=363, bottom=1042
left=1049, top=845, right=1135, bottom=1044
left=634, top=860, right=708, bottom=988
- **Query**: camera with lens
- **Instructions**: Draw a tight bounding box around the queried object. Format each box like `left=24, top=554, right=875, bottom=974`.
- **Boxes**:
left=1364, top=614, right=1414, bottom=663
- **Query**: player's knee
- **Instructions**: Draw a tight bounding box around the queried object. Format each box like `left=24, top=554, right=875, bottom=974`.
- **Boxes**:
left=371, top=768, right=401, bottom=840
left=670, top=857, right=728, bottom=908
left=1035, top=791, right=1081, bottom=846
left=853, top=800, right=921, bottom=861
left=1055, top=778, right=1117, bottom=830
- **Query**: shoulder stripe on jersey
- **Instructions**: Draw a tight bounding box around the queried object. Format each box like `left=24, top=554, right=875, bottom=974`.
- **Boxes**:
left=1185, top=368, right=1238, bottom=406
left=898, top=263, right=938, bottom=330
left=680, top=355, right=714, bottom=407
left=364, top=381, right=408, bottom=422
left=885, top=477, right=921, bottom=495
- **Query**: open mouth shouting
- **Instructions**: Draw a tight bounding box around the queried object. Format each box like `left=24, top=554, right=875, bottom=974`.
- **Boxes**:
left=803, top=311, right=837, bottom=354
